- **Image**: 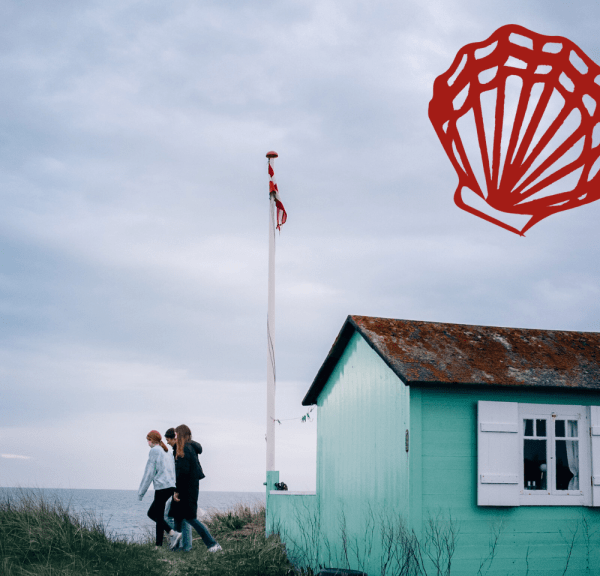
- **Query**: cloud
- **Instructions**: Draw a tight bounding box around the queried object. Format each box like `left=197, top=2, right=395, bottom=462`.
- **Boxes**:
left=2, top=0, right=600, bottom=493
left=0, top=378, right=316, bottom=491
left=1, top=454, right=31, bottom=460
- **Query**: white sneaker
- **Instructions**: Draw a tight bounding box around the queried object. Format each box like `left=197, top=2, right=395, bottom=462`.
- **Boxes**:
left=208, top=543, right=222, bottom=553
left=169, top=531, right=182, bottom=550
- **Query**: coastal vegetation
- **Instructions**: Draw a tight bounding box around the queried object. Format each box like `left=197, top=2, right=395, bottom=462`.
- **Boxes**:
left=0, top=492, right=299, bottom=576
left=3, top=491, right=594, bottom=575
left=0, top=490, right=164, bottom=575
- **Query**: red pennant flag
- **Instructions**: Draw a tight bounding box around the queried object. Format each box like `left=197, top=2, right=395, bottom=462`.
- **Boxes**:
left=268, top=158, right=287, bottom=230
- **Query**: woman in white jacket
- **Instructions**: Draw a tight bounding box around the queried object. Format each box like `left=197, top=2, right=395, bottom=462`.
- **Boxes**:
left=138, top=430, right=182, bottom=549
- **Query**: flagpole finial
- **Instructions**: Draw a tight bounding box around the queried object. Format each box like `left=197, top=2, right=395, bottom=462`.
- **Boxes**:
left=266, top=151, right=279, bottom=159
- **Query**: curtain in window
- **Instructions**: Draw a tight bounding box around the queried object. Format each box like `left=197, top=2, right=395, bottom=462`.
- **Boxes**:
left=566, top=421, right=579, bottom=490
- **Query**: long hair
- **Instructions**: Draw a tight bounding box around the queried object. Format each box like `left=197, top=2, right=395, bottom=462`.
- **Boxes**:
left=147, top=430, right=168, bottom=452
left=175, top=424, right=192, bottom=459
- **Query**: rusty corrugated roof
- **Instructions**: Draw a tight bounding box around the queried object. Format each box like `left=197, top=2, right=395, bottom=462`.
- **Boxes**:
left=302, top=315, right=600, bottom=405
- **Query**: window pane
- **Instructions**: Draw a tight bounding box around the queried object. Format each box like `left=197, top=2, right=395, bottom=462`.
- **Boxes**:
left=556, top=439, right=579, bottom=490
left=524, top=439, right=547, bottom=490
left=524, top=419, right=533, bottom=437
left=568, top=420, right=578, bottom=438
left=536, top=419, right=546, bottom=437
left=555, top=420, right=565, bottom=437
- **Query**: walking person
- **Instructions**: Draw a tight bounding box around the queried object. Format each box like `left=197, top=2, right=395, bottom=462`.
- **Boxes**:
left=138, top=430, right=182, bottom=549
left=163, top=428, right=192, bottom=551
left=169, top=424, right=222, bottom=552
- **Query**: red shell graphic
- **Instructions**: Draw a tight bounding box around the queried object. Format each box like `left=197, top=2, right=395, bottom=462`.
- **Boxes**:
left=429, top=25, right=600, bottom=236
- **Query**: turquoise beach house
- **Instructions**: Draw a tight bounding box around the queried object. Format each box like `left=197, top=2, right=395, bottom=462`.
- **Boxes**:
left=267, top=315, right=600, bottom=576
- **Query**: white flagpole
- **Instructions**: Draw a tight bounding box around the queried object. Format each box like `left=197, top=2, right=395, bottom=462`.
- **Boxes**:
left=266, top=151, right=278, bottom=472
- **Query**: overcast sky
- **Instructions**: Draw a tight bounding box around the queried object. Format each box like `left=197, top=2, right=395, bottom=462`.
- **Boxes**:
left=2, top=0, right=600, bottom=493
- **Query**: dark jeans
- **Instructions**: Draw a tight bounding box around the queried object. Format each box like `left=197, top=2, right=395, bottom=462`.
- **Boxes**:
left=174, top=517, right=217, bottom=549
left=147, top=487, right=175, bottom=546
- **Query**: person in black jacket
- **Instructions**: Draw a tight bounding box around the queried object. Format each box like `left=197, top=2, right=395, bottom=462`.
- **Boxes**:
left=169, top=424, right=221, bottom=552
left=163, top=428, right=192, bottom=551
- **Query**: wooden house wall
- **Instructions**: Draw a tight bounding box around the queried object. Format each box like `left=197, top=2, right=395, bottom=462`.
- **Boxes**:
left=412, top=386, right=600, bottom=576
left=315, top=331, right=411, bottom=573
left=267, top=331, right=412, bottom=575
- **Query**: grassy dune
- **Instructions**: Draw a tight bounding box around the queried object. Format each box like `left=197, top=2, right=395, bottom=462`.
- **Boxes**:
left=0, top=491, right=300, bottom=576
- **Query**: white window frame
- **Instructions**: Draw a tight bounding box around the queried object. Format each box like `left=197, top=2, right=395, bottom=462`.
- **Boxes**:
left=518, top=403, right=589, bottom=506
left=478, top=401, right=596, bottom=507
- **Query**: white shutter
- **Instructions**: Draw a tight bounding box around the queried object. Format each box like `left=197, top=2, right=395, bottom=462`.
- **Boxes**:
left=589, top=406, right=600, bottom=506
left=477, top=401, right=520, bottom=506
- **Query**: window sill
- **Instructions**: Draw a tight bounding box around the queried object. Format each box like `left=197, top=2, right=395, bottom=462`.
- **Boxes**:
left=519, top=492, right=587, bottom=506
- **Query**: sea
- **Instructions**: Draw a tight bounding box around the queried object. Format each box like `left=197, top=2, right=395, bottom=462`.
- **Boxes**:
left=0, top=487, right=266, bottom=542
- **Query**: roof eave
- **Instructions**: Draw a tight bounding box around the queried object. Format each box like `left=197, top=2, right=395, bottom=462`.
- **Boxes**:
left=400, top=379, right=600, bottom=391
